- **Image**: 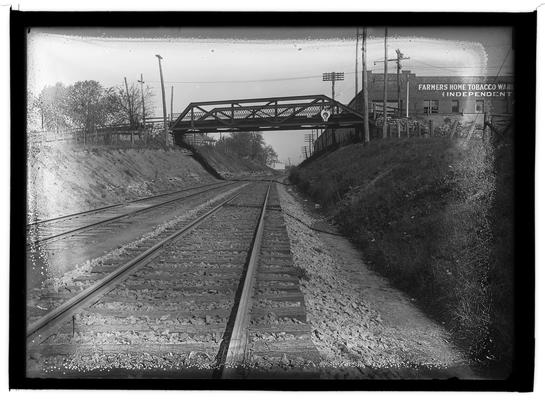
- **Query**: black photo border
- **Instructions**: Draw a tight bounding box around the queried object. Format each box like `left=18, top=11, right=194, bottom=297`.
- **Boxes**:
left=9, top=10, right=536, bottom=391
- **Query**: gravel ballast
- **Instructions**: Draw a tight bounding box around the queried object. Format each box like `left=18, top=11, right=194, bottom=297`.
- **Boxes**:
left=277, top=183, right=475, bottom=379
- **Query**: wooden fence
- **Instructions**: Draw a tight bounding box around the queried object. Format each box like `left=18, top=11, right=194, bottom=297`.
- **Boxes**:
left=311, top=113, right=513, bottom=155
left=28, top=124, right=168, bottom=148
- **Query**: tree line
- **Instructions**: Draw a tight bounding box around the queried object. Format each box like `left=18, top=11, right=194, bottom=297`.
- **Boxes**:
left=215, top=132, right=278, bottom=167
left=27, top=80, right=154, bottom=133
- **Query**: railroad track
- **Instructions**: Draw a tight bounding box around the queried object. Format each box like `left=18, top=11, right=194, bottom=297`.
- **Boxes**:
left=27, top=181, right=232, bottom=246
left=27, top=182, right=319, bottom=378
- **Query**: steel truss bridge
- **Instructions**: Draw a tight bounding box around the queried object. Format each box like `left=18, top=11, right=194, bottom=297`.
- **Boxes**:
left=170, top=94, right=366, bottom=142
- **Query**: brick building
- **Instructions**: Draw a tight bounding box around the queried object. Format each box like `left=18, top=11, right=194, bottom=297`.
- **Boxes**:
left=365, top=70, right=514, bottom=121
left=312, top=71, right=514, bottom=153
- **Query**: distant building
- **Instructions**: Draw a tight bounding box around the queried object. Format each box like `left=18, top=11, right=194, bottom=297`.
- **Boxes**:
left=314, top=71, right=514, bottom=152
left=364, top=70, right=514, bottom=120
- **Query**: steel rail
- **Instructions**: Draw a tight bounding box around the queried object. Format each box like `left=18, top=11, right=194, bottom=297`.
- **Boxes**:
left=26, top=181, right=224, bottom=228
left=27, top=181, right=236, bottom=247
left=220, top=181, right=271, bottom=378
left=27, top=186, right=247, bottom=344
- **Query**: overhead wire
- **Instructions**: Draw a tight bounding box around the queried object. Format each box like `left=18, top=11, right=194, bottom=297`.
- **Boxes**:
left=143, top=62, right=511, bottom=86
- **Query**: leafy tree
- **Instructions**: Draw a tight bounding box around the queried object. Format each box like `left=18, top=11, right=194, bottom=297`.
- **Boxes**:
left=34, top=83, right=71, bottom=131
left=216, top=132, right=278, bottom=167
left=262, top=144, right=279, bottom=166
left=63, top=80, right=111, bottom=131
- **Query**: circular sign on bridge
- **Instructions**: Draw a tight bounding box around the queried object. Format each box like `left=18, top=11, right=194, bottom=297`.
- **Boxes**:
left=321, top=108, right=331, bottom=122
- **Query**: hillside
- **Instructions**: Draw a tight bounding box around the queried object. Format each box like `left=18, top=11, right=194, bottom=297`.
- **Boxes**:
left=289, top=137, right=514, bottom=376
left=26, top=145, right=220, bottom=222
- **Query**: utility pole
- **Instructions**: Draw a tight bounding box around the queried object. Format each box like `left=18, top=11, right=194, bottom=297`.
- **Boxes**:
left=406, top=74, right=410, bottom=118
left=305, top=133, right=314, bottom=156
left=124, top=77, right=133, bottom=127
left=382, top=27, right=388, bottom=139
left=39, top=100, right=44, bottom=130
left=170, top=86, right=174, bottom=124
left=137, top=74, right=146, bottom=128
left=361, top=27, right=370, bottom=143
left=322, top=72, right=345, bottom=105
left=155, top=54, right=169, bottom=147
left=395, top=49, right=403, bottom=117
left=322, top=71, right=344, bottom=146
left=375, top=49, right=410, bottom=118
left=355, top=27, right=359, bottom=99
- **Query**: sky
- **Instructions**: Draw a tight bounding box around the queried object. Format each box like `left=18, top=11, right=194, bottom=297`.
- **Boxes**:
left=27, top=27, right=513, bottom=164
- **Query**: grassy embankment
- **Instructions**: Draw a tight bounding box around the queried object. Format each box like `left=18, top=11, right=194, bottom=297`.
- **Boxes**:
left=289, top=137, right=513, bottom=374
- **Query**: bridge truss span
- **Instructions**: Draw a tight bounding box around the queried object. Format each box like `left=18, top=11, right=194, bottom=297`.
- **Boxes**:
left=170, top=95, right=366, bottom=138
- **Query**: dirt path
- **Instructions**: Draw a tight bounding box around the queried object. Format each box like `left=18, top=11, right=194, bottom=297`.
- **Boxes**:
left=277, top=183, right=477, bottom=379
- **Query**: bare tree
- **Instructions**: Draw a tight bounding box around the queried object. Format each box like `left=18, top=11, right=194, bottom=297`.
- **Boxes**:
left=109, top=82, right=154, bottom=128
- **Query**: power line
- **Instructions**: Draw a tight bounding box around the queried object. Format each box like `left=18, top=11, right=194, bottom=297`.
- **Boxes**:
left=147, top=75, right=323, bottom=84
left=145, top=63, right=512, bottom=86
left=408, top=59, right=511, bottom=73
left=494, top=48, right=512, bottom=83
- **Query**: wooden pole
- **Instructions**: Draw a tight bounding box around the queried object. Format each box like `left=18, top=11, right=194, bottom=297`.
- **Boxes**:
left=382, top=27, right=388, bottom=139
left=156, top=54, right=169, bottom=147
left=362, top=27, right=370, bottom=144
left=355, top=27, right=359, bottom=99
left=396, top=50, right=401, bottom=117
left=406, top=74, right=410, bottom=118
left=138, top=74, right=146, bottom=128
left=170, top=85, right=174, bottom=124
left=124, top=77, right=133, bottom=127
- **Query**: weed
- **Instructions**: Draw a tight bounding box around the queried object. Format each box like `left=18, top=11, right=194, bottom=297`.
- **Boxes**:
left=290, top=137, right=513, bottom=374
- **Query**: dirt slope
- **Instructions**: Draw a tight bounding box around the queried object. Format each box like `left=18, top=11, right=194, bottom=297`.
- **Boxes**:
left=26, top=144, right=218, bottom=222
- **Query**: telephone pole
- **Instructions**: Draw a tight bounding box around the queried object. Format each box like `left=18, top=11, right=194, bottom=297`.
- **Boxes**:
left=155, top=54, right=169, bottom=146
left=382, top=27, right=388, bottom=139
left=375, top=49, right=410, bottom=118
left=361, top=27, right=370, bottom=143
left=322, top=72, right=344, bottom=104
left=395, top=49, right=407, bottom=117
left=406, top=74, right=410, bottom=118
left=355, top=27, right=359, bottom=98
left=124, top=77, right=133, bottom=127
left=305, top=133, right=314, bottom=156
left=137, top=74, right=146, bottom=128
left=170, top=86, right=174, bottom=124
